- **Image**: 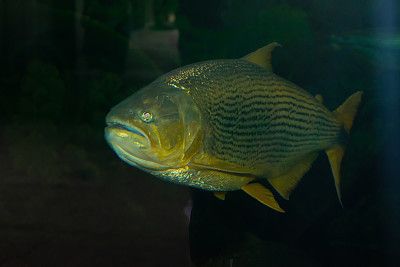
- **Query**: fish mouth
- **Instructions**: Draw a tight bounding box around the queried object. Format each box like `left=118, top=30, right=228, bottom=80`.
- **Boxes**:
left=105, top=116, right=148, bottom=139
left=104, top=120, right=170, bottom=171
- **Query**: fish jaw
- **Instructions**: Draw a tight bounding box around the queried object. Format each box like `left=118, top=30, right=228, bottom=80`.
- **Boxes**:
left=105, top=120, right=172, bottom=171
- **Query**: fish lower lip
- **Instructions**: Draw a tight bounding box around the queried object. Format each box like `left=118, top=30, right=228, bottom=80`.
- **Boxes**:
left=115, top=144, right=171, bottom=171
left=107, top=122, right=146, bottom=138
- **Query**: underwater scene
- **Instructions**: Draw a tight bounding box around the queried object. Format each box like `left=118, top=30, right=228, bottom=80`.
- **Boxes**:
left=0, top=0, right=399, bottom=266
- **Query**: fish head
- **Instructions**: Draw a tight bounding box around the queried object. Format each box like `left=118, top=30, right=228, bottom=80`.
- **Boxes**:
left=105, top=81, right=202, bottom=172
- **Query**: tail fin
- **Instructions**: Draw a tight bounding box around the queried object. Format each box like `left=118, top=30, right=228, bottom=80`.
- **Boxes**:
left=326, top=91, right=363, bottom=206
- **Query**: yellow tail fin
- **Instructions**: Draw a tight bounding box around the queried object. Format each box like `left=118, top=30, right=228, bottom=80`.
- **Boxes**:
left=326, top=91, right=363, bottom=206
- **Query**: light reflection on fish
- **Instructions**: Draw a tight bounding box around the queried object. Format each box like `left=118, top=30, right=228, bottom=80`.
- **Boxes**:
left=105, top=43, right=362, bottom=212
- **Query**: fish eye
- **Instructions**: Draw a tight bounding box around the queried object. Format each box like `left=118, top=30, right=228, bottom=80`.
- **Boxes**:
left=140, top=111, right=154, bottom=123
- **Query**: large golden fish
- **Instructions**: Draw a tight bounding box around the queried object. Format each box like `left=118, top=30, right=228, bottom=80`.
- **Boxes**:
left=105, top=43, right=362, bottom=212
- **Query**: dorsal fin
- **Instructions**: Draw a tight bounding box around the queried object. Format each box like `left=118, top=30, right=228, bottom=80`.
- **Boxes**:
left=315, top=94, right=324, bottom=103
left=242, top=42, right=281, bottom=71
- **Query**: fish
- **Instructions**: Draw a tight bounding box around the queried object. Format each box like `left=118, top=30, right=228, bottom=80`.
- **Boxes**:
left=105, top=43, right=362, bottom=212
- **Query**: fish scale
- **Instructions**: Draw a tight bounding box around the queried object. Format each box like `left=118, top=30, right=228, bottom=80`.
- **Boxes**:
left=164, top=59, right=340, bottom=170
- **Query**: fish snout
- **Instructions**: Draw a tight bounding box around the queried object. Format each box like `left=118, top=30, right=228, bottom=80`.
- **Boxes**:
left=105, top=110, right=151, bottom=153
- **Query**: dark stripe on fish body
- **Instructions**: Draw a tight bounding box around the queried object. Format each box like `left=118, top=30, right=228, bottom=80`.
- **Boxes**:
left=222, top=85, right=318, bottom=105
left=165, top=59, right=341, bottom=166
left=213, top=96, right=337, bottom=130
left=211, top=103, right=337, bottom=129
left=245, top=85, right=315, bottom=104
left=212, top=147, right=308, bottom=164
left=211, top=116, right=338, bottom=139
left=211, top=131, right=336, bottom=156
left=212, top=128, right=337, bottom=147
left=213, top=134, right=337, bottom=152
left=250, top=81, right=317, bottom=103
left=241, top=96, right=329, bottom=119
left=211, top=114, right=339, bottom=136
left=211, top=135, right=332, bottom=159
left=211, top=122, right=338, bottom=144
left=212, top=107, right=336, bottom=129
left=212, top=110, right=338, bottom=131
left=217, top=92, right=332, bottom=121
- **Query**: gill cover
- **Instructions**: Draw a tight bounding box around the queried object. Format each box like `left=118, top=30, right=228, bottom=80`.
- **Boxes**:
left=152, top=84, right=203, bottom=163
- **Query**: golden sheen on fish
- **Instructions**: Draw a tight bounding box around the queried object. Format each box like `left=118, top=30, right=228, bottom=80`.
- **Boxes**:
left=105, top=43, right=362, bottom=212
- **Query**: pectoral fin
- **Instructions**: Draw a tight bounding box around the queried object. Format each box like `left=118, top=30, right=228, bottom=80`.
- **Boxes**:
left=190, top=153, right=253, bottom=174
left=241, top=183, right=285, bottom=213
left=267, top=153, right=318, bottom=200
left=214, top=192, right=226, bottom=200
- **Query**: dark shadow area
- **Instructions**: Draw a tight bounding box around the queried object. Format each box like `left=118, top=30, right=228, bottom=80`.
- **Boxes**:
left=0, top=0, right=191, bottom=266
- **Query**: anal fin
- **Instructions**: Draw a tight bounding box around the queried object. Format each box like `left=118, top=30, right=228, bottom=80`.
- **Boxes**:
left=241, top=183, right=285, bottom=213
left=326, top=145, right=345, bottom=206
left=267, top=153, right=318, bottom=200
left=214, top=192, right=226, bottom=200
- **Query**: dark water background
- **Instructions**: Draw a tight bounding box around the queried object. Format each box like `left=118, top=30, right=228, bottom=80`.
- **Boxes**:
left=0, top=0, right=399, bottom=266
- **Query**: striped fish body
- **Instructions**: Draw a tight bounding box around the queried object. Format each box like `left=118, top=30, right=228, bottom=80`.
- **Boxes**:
left=106, top=43, right=362, bottom=211
left=163, top=59, right=341, bottom=179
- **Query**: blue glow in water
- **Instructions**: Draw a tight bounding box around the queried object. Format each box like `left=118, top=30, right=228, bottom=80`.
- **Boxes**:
left=373, top=0, right=400, bottom=247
